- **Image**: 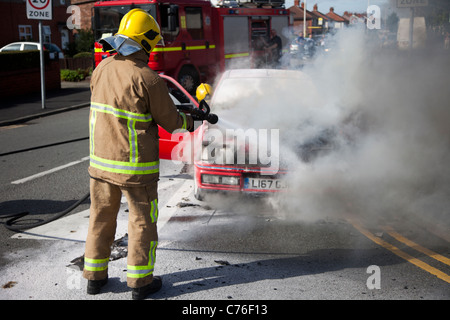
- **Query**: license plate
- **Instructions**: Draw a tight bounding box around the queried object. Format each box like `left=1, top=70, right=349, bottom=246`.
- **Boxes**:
left=244, top=178, right=287, bottom=191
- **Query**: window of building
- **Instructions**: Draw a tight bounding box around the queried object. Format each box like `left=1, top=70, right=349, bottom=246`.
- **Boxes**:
left=43, top=26, right=51, bottom=43
left=19, top=25, right=32, bottom=41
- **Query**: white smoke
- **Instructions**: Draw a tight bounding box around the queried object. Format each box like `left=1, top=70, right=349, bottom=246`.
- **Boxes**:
left=271, top=28, right=450, bottom=225
left=206, top=27, right=450, bottom=227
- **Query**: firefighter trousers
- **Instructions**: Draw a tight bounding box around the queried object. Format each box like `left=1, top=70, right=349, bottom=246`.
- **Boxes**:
left=83, top=178, right=158, bottom=288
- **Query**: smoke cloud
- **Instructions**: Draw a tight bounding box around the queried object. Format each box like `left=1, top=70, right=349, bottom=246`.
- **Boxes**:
left=274, top=28, right=450, bottom=225
left=209, top=27, right=450, bottom=226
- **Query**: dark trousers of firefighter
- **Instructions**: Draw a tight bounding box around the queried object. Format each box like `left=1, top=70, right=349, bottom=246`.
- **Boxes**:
left=83, top=178, right=158, bottom=288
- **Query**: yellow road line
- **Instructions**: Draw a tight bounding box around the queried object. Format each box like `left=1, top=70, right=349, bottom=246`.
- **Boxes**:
left=383, top=226, right=450, bottom=266
left=346, top=217, right=450, bottom=284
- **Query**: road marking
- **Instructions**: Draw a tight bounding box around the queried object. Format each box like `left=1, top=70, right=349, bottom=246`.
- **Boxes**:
left=346, top=216, right=450, bottom=284
left=11, top=156, right=90, bottom=184
left=383, top=226, right=450, bottom=266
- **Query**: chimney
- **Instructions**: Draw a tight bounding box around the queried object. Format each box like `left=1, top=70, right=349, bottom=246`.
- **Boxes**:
left=301, top=2, right=304, bottom=9
left=330, top=7, right=334, bottom=13
left=294, top=0, right=300, bottom=7
left=314, top=4, right=318, bottom=11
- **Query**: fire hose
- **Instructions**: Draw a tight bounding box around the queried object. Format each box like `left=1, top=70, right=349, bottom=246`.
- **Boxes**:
left=1, top=192, right=90, bottom=232
left=0, top=137, right=91, bottom=232
left=159, top=73, right=218, bottom=125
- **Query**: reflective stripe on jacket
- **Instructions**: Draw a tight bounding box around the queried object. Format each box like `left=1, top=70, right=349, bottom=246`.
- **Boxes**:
left=89, top=50, right=193, bottom=186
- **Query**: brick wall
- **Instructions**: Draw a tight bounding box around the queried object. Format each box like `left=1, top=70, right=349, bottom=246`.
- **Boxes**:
left=0, top=2, right=73, bottom=49
left=70, top=1, right=95, bottom=31
left=0, top=60, right=61, bottom=98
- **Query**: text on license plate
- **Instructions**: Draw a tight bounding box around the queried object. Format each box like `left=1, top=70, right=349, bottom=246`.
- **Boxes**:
left=244, top=178, right=287, bottom=190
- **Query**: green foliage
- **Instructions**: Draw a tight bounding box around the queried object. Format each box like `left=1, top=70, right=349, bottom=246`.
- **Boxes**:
left=73, top=52, right=92, bottom=58
left=60, top=68, right=92, bottom=82
left=76, top=29, right=95, bottom=53
left=65, top=29, right=94, bottom=57
left=386, top=12, right=399, bottom=33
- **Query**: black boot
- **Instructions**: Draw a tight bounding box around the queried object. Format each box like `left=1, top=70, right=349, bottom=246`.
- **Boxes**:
left=131, top=276, right=162, bottom=300
left=87, top=278, right=108, bottom=295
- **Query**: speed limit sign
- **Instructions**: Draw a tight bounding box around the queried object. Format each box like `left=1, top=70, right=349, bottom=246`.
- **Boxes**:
left=27, top=0, right=52, bottom=20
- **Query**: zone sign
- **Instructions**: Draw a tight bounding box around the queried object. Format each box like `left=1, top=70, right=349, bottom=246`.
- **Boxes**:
left=397, top=0, right=428, bottom=7
left=27, top=0, right=53, bottom=20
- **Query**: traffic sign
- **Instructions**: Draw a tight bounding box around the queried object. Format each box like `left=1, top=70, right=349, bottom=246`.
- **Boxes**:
left=397, top=0, right=428, bottom=8
left=27, top=0, right=53, bottom=20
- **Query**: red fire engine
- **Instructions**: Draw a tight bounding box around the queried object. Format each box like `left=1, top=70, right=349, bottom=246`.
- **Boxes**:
left=93, top=0, right=290, bottom=92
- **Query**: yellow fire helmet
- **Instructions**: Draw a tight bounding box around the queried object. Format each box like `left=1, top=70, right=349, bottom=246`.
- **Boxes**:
left=196, top=83, right=213, bottom=102
left=100, top=9, right=162, bottom=56
left=117, top=9, right=162, bottom=54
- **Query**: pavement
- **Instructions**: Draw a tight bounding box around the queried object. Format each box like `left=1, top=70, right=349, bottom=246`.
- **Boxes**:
left=0, top=80, right=91, bottom=127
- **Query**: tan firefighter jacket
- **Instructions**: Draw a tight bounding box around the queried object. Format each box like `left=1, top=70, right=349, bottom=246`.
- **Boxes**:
left=89, top=50, right=193, bottom=186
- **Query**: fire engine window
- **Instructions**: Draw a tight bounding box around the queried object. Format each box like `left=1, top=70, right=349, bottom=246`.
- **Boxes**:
left=185, top=7, right=203, bottom=40
left=94, top=5, right=157, bottom=41
left=159, top=4, right=179, bottom=42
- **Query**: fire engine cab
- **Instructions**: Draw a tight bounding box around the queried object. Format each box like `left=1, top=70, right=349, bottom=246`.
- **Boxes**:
left=93, top=0, right=290, bottom=92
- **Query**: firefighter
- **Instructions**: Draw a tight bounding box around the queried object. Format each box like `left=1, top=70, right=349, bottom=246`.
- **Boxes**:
left=264, top=29, right=282, bottom=67
left=83, top=9, right=195, bottom=300
left=196, top=83, right=213, bottom=103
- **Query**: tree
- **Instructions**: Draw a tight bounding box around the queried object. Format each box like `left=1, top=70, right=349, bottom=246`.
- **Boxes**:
left=386, top=12, right=399, bottom=33
left=75, top=29, right=94, bottom=53
left=65, top=29, right=94, bottom=57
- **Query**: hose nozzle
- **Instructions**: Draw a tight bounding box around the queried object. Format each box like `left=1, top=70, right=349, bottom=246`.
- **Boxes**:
left=178, top=100, right=218, bottom=124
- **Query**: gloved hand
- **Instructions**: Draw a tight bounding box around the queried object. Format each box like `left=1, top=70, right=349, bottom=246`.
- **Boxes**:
left=196, top=100, right=218, bottom=124
left=180, top=100, right=219, bottom=124
left=178, top=100, right=218, bottom=124
left=190, top=107, right=218, bottom=124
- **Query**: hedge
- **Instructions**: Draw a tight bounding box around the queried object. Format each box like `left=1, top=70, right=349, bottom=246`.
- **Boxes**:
left=0, top=50, right=50, bottom=72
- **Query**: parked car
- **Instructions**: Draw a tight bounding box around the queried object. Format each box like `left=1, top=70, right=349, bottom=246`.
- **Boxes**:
left=0, top=42, right=64, bottom=59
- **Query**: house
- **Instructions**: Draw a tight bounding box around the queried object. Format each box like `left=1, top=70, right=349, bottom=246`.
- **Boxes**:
left=326, top=7, right=349, bottom=30
left=343, top=11, right=367, bottom=28
left=288, top=0, right=313, bottom=36
left=70, top=0, right=96, bottom=31
left=310, top=4, right=330, bottom=35
left=0, top=0, right=74, bottom=50
left=289, top=1, right=331, bottom=36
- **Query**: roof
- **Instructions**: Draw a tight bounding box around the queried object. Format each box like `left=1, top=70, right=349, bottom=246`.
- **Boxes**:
left=289, top=5, right=313, bottom=21
left=311, top=6, right=330, bottom=21
left=326, top=7, right=349, bottom=23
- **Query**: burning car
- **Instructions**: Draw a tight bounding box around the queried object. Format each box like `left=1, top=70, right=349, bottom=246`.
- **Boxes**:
left=159, top=68, right=332, bottom=201
left=159, top=68, right=338, bottom=201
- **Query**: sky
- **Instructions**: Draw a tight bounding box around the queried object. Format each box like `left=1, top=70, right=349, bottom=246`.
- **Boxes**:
left=284, top=0, right=389, bottom=15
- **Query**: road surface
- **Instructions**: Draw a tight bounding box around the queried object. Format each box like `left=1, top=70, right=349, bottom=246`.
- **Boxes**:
left=0, top=108, right=449, bottom=304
